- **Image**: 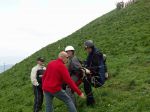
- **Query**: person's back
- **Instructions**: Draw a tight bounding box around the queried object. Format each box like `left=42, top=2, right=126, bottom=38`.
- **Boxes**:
left=43, top=59, right=66, bottom=93
left=85, top=46, right=105, bottom=87
left=65, top=46, right=82, bottom=84
left=68, top=56, right=81, bottom=73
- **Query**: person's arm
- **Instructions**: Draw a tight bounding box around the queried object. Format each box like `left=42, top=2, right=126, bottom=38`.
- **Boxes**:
left=60, top=64, right=82, bottom=96
left=42, top=65, right=48, bottom=84
left=30, top=67, right=39, bottom=86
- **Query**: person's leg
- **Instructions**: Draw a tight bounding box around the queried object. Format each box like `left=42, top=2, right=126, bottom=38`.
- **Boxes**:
left=34, top=85, right=44, bottom=112
left=83, top=76, right=95, bottom=106
left=44, top=92, right=54, bottom=112
left=38, top=85, right=43, bottom=111
left=65, top=87, right=76, bottom=107
left=65, top=75, right=78, bottom=106
left=33, top=86, right=36, bottom=112
left=54, top=90, right=77, bottom=112
left=33, top=86, right=40, bottom=112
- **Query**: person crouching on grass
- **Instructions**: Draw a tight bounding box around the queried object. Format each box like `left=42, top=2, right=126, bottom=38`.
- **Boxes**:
left=42, top=51, right=85, bottom=112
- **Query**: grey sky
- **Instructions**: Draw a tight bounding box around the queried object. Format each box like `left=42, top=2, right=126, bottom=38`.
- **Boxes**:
left=0, top=0, right=128, bottom=65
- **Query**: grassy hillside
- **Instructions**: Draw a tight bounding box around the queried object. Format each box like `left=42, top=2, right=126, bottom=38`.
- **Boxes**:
left=0, top=0, right=150, bottom=111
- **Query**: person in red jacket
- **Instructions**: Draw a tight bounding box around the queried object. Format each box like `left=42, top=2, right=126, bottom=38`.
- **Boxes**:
left=42, top=51, right=85, bottom=112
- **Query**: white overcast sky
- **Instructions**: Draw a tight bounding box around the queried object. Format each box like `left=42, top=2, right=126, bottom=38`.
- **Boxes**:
left=0, top=0, right=128, bottom=65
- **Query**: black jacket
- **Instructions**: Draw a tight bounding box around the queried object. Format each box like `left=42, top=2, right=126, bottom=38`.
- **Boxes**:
left=86, top=47, right=105, bottom=87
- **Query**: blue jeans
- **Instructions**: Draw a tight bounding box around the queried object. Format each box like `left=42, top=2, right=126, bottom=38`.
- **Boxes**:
left=44, top=90, right=77, bottom=112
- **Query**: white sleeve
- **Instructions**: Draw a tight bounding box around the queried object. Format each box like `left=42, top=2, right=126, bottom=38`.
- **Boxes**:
left=30, top=67, right=39, bottom=86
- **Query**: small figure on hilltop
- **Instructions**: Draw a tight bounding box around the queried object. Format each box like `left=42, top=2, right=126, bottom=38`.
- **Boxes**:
left=116, top=1, right=124, bottom=9
left=125, top=0, right=137, bottom=8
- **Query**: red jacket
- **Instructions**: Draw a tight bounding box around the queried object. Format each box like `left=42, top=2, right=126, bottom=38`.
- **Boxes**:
left=42, top=58, right=82, bottom=96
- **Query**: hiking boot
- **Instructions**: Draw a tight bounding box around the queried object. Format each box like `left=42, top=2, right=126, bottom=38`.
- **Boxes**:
left=87, top=96, right=95, bottom=106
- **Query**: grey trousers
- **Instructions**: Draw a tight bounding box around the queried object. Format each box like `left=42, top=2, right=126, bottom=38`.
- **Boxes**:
left=65, top=75, right=78, bottom=106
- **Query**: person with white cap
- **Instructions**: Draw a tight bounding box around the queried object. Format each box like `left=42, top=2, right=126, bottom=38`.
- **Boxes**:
left=64, top=46, right=83, bottom=106
left=65, top=46, right=82, bottom=78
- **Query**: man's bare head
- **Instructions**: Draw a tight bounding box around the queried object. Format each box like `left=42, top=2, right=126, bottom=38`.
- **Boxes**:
left=58, top=51, right=68, bottom=64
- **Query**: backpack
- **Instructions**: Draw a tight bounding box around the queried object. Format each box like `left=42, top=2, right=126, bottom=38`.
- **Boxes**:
left=89, top=51, right=106, bottom=88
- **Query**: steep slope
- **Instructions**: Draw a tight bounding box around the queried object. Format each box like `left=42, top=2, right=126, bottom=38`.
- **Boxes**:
left=0, top=0, right=150, bottom=111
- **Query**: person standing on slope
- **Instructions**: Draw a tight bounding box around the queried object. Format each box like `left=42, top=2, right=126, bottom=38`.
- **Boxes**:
left=30, top=57, right=46, bottom=112
left=42, top=51, right=85, bottom=112
left=64, top=46, right=83, bottom=106
left=83, top=40, right=106, bottom=106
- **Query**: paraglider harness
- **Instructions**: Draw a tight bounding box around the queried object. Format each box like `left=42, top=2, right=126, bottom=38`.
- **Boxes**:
left=81, top=53, right=108, bottom=88
left=81, top=66, right=104, bottom=88
left=68, top=65, right=106, bottom=89
left=64, top=53, right=108, bottom=90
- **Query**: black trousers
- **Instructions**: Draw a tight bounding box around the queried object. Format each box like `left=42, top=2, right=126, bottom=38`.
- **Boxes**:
left=33, top=85, right=43, bottom=112
left=83, top=76, right=95, bottom=105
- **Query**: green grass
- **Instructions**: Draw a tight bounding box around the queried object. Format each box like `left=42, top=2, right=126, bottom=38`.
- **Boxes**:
left=0, top=0, right=150, bottom=111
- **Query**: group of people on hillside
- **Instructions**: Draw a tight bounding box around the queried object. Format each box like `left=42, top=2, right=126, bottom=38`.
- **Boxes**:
left=30, top=40, right=108, bottom=112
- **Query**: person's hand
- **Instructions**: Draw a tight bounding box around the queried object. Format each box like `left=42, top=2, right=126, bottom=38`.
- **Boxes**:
left=85, top=68, right=91, bottom=74
left=81, top=68, right=91, bottom=74
left=39, top=75, right=43, bottom=78
left=33, top=81, right=39, bottom=86
left=79, top=93, right=86, bottom=99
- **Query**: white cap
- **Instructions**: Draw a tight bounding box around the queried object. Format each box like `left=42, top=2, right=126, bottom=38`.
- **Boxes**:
left=65, top=46, right=75, bottom=52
